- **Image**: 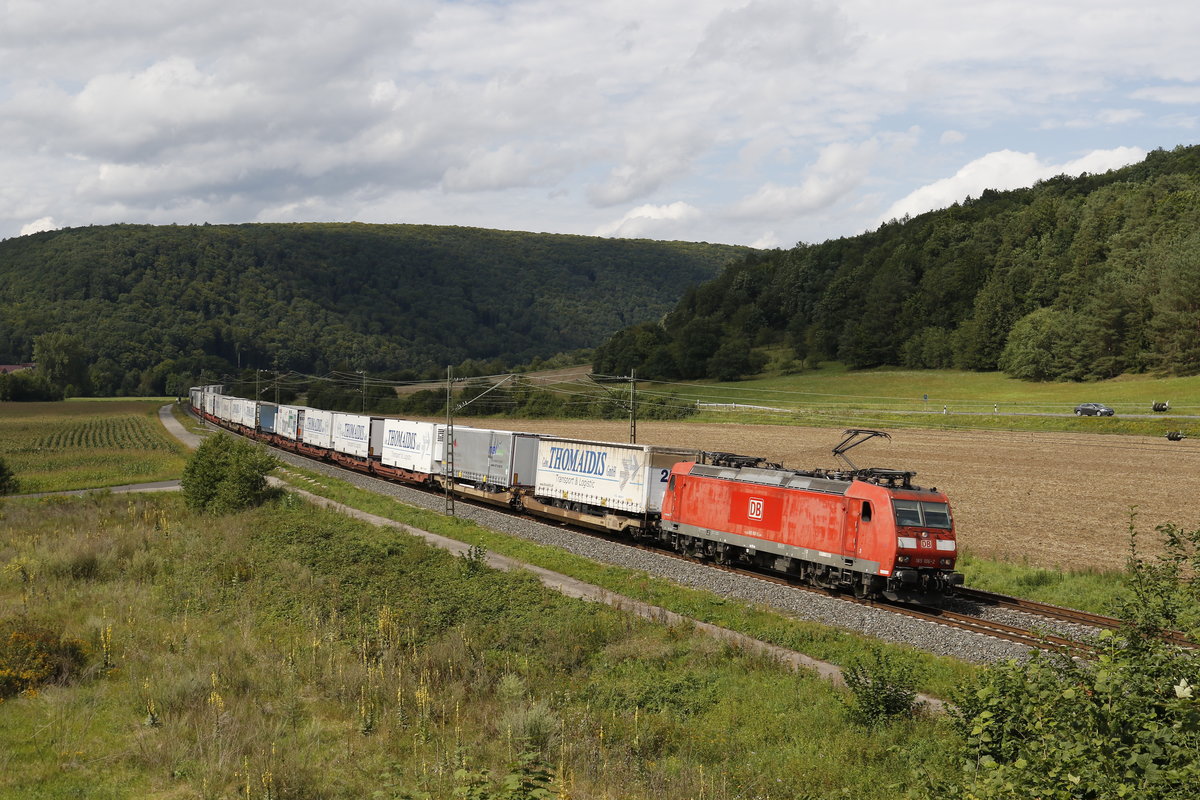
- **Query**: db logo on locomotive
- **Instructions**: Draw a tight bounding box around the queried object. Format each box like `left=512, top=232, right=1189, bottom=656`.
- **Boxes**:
left=747, top=497, right=765, bottom=521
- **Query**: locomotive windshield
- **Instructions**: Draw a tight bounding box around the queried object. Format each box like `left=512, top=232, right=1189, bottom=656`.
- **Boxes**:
left=893, top=499, right=952, bottom=529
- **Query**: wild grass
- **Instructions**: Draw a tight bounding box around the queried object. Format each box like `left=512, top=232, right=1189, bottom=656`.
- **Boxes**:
left=633, top=363, right=1200, bottom=436
left=275, top=465, right=979, bottom=699
left=0, top=401, right=186, bottom=494
left=169, top=401, right=210, bottom=439
left=955, top=550, right=1128, bottom=614
left=277, top=462, right=1146, bottom=636
left=0, top=493, right=958, bottom=799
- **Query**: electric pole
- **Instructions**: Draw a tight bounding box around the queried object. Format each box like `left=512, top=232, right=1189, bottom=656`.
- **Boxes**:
left=629, top=370, right=637, bottom=444
left=445, top=365, right=455, bottom=516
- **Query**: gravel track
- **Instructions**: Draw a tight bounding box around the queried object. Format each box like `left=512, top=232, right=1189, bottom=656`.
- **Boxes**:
left=271, top=447, right=1077, bottom=665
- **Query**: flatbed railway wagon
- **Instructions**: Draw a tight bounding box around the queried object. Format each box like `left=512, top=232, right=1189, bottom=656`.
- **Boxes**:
left=377, top=418, right=457, bottom=484
left=528, top=436, right=702, bottom=534
left=299, top=407, right=334, bottom=459
left=447, top=426, right=541, bottom=507
left=330, top=411, right=382, bottom=471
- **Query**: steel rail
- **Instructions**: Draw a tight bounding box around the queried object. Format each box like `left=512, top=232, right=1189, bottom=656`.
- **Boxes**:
left=196, top=408, right=1176, bottom=658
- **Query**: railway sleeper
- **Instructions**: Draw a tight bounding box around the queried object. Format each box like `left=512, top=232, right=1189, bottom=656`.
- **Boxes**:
left=202, top=411, right=963, bottom=607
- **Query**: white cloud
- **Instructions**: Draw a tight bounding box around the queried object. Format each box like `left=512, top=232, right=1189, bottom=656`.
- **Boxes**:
left=1096, top=109, right=1144, bottom=125
left=0, top=1, right=1193, bottom=245
left=19, top=217, right=57, bottom=236
left=750, top=231, right=783, bottom=249
left=593, top=202, right=701, bottom=238
left=731, top=139, right=879, bottom=220
left=1059, top=147, right=1147, bottom=176
left=879, top=146, right=1147, bottom=223
left=1131, top=86, right=1200, bottom=105
left=586, top=122, right=713, bottom=207
left=442, top=145, right=560, bottom=192
left=693, top=0, right=857, bottom=70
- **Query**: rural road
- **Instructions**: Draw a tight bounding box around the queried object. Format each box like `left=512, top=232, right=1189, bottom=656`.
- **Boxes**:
left=8, top=480, right=181, bottom=499
left=158, top=403, right=205, bottom=449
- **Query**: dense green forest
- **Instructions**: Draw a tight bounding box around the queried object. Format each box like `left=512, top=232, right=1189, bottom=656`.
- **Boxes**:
left=0, top=223, right=748, bottom=396
left=595, top=144, right=1200, bottom=382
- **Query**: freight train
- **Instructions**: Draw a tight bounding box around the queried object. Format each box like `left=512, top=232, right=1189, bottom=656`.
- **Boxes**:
left=189, top=386, right=963, bottom=600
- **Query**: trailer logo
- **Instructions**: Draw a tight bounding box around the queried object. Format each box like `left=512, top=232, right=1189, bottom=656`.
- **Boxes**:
left=546, top=446, right=608, bottom=477
left=341, top=422, right=367, bottom=441
left=747, top=497, right=765, bottom=521
left=385, top=429, right=421, bottom=450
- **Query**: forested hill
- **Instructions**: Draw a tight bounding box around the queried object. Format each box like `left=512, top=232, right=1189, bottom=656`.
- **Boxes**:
left=595, top=144, right=1200, bottom=383
left=0, top=223, right=748, bottom=394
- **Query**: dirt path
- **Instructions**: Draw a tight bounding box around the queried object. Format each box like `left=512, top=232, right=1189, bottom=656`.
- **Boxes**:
left=158, top=404, right=205, bottom=449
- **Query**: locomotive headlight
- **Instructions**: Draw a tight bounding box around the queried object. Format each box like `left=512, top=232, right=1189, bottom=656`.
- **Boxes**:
left=939, top=558, right=953, bottom=567
left=897, top=555, right=911, bottom=565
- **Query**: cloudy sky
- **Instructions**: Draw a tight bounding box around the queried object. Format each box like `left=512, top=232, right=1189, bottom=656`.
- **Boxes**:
left=3, top=0, right=1197, bottom=248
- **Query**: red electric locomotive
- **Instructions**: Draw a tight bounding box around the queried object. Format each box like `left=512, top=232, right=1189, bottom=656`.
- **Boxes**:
left=659, top=430, right=963, bottom=600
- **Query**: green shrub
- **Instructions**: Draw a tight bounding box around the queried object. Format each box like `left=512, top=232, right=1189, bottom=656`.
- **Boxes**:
left=840, top=647, right=918, bottom=726
left=0, top=456, right=17, bottom=496
left=180, top=434, right=278, bottom=514
left=927, top=523, right=1200, bottom=799
left=0, top=617, right=90, bottom=697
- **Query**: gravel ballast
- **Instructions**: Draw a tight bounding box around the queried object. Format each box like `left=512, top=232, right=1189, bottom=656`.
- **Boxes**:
left=272, top=448, right=1069, bottom=665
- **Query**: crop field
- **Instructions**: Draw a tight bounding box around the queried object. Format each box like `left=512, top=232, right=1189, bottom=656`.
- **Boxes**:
left=457, top=417, right=1200, bottom=572
left=654, top=361, right=1200, bottom=416
left=0, top=401, right=186, bottom=493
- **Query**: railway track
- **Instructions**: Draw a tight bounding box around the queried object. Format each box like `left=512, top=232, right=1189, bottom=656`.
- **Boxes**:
left=198, top=411, right=1181, bottom=658
left=635, top=546, right=1104, bottom=656
left=957, top=586, right=1195, bottom=649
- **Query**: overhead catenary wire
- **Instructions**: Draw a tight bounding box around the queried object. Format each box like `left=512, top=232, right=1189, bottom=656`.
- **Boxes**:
left=215, top=367, right=1197, bottom=460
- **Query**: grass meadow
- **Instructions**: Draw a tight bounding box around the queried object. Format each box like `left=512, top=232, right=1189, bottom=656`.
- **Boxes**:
left=275, top=464, right=980, bottom=699
left=615, top=361, right=1200, bottom=436
left=0, top=388, right=1169, bottom=797
left=0, top=401, right=187, bottom=494
left=0, top=492, right=958, bottom=799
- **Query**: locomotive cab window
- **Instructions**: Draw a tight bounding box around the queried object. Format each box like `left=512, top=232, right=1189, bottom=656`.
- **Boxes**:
left=861, top=501, right=872, bottom=521
left=668, top=475, right=676, bottom=491
left=921, top=502, right=951, bottom=529
left=892, top=499, right=952, bottom=529
left=893, top=499, right=922, bottom=526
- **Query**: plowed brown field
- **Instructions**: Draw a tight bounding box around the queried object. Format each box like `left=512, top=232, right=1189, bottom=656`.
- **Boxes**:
left=476, top=419, right=1200, bottom=571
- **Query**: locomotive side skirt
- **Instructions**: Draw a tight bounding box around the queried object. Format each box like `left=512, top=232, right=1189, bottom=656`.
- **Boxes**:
left=664, top=518, right=882, bottom=575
